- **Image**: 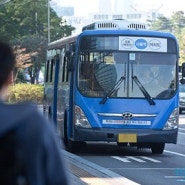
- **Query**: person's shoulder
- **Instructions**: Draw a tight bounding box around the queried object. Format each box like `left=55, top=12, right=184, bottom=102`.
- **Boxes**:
left=0, top=101, right=48, bottom=125
left=0, top=101, right=38, bottom=116
left=11, top=102, right=53, bottom=134
left=13, top=102, right=48, bottom=124
left=0, top=101, right=47, bottom=135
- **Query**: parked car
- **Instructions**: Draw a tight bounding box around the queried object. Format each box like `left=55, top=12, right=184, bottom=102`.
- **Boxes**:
left=179, top=83, right=185, bottom=114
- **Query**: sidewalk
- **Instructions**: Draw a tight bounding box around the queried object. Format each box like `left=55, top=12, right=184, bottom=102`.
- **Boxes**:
left=63, top=150, right=140, bottom=185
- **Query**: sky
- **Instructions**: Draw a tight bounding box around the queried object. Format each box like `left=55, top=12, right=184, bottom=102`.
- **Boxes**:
left=51, top=0, right=185, bottom=17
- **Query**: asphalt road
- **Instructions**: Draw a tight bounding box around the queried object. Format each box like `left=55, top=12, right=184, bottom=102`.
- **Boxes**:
left=74, top=115, right=185, bottom=185
left=38, top=105, right=185, bottom=184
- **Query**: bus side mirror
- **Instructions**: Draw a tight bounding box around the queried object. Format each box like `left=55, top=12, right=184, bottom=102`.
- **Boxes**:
left=180, top=63, right=185, bottom=84
left=182, top=63, right=185, bottom=77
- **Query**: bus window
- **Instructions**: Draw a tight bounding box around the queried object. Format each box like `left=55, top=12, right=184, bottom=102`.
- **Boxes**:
left=129, top=53, right=176, bottom=98
left=78, top=51, right=127, bottom=97
left=45, top=60, right=50, bottom=83
left=77, top=50, right=177, bottom=99
left=59, top=48, right=65, bottom=83
left=62, top=55, right=69, bottom=82
left=50, top=59, right=54, bottom=82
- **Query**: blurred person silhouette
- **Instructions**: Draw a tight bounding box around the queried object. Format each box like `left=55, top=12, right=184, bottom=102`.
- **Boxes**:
left=138, top=67, right=154, bottom=85
left=0, top=41, right=70, bottom=185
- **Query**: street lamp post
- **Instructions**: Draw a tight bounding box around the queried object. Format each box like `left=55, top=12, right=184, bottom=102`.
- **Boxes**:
left=47, top=0, right=50, bottom=43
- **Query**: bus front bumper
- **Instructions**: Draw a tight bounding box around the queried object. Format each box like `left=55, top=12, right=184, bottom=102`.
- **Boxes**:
left=73, top=127, right=178, bottom=144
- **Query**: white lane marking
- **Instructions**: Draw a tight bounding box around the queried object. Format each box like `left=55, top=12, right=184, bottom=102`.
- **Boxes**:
left=140, top=156, right=161, bottom=163
left=112, top=156, right=131, bottom=162
left=126, top=156, right=146, bottom=162
left=164, top=150, right=185, bottom=157
left=109, top=168, right=178, bottom=170
left=165, top=176, right=185, bottom=179
left=178, top=132, right=185, bottom=135
left=179, top=128, right=185, bottom=131
left=112, top=156, right=161, bottom=163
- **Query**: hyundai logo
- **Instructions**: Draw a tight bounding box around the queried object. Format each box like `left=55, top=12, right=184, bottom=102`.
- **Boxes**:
left=122, top=112, right=133, bottom=119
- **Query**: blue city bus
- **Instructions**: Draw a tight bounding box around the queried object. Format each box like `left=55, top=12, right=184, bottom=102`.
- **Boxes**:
left=44, top=20, right=180, bottom=154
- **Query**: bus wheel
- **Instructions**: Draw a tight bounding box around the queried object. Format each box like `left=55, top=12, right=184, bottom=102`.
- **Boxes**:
left=63, top=118, right=84, bottom=152
left=67, top=140, right=85, bottom=153
left=151, top=143, right=165, bottom=154
left=48, top=105, right=52, bottom=119
left=63, top=114, right=68, bottom=147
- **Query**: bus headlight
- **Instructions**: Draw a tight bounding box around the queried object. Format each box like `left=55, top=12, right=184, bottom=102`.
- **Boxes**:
left=163, top=108, right=179, bottom=130
left=74, top=105, right=91, bottom=128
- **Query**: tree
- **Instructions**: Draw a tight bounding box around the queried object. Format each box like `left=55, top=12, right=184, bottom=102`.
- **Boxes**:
left=179, top=28, right=185, bottom=66
left=149, top=16, right=172, bottom=32
left=0, top=0, right=75, bottom=41
left=13, top=45, right=32, bottom=83
left=0, top=0, right=11, bottom=6
left=0, top=0, right=75, bottom=83
left=170, top=11, right=185, bottom=36
left=149, top=11, right=185, bottom=66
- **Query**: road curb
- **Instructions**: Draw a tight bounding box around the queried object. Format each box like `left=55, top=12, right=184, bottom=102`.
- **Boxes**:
left=63, top=150, right=140, bottom=185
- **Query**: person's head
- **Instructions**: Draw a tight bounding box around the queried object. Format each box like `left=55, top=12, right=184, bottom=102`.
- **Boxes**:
left=0, top=42, right=16, bottom=90
left=139, top=67, right=154, bottom=84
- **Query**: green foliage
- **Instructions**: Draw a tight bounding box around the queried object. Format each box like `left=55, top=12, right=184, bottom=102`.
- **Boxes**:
left=0, top=0, right=75, bottom=84
left=7, top=84, right=44, bottom=104
left=149, top=11, right=185, bottom=65
left=0, top=0, right=75, bottom=42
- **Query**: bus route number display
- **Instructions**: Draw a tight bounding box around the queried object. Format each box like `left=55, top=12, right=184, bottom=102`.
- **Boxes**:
left=119, top=36, right=167, bottom=52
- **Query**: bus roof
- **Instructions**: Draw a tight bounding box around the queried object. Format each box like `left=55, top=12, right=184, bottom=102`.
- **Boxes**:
left=48, top=35, right=78, bottom=50
left=82, top=19, right=147, bottom=31
left=48, top=20, right=177, bottom=50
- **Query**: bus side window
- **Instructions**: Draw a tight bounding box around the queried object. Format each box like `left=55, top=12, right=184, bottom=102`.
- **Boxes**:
left=62, top=56, right=69, bottom=82
left=58, top=48, right=65, bottom=84
left=50, top=59, right=54, bottom=82
left=45, top=60, right=50, bottom=83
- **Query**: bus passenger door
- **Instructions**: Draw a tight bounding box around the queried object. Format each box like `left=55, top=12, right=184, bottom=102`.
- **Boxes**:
left=52, top=54, right=60, bottom=124
left=44, top=52, right=60, bottom=125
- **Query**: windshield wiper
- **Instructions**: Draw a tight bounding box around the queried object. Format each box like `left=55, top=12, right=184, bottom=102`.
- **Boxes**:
left=100, top=76, right=125, bottom=104
left=132, top=76, right=155, bottom=105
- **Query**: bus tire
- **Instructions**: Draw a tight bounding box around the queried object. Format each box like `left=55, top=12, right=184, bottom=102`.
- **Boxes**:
left=65, top=137, right=85, bottom=153
left=179, top=108, right=183, bottom=114
left=151, top=143, right=165, bottom=154
left=63, top=112, right=84, bottom=153
left=67, top=140, right=83, bottom=153
left=63, top=112, right=68, bottom=147
left=48, top=105, right=52, bottom=119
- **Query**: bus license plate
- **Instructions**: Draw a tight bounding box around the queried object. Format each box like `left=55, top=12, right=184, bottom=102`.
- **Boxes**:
left=118, top=133, right=137, bottom=143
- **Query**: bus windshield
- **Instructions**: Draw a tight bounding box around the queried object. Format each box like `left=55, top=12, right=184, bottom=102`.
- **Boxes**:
left=77, top=37, right=177, bottom=99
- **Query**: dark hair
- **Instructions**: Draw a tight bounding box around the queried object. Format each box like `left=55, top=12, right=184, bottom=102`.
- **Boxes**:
left=0, top=42, right=16, bottom=89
